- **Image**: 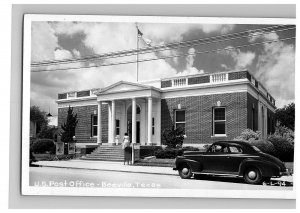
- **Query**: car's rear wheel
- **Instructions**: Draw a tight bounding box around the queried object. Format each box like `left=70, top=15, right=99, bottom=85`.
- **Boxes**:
left=244, top=167, right=263, bottom=185
left=178, top=164, right=193, bottom=179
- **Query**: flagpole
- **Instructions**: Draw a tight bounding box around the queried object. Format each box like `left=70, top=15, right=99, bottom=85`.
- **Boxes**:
left=136, top=23, right=139, bottom=82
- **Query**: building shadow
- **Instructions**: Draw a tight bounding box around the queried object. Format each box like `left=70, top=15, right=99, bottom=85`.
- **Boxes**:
left=193, top=174, right=293, bottom=187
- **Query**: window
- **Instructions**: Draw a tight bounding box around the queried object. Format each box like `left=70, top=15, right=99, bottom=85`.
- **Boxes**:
left=152, top=117, right=155, bottom=135
left=175, top=110, right=185, bottom=133
left=91, top=115, right=98, bottom=136
left=252, top=106, right=255, bottom=130
left=208, top=144, right=223, bottom=153
left=213, top=107, right=226, bottom=136
left=116, top=119, right=120, bottom=135
left=228, top=146, right=243, bottom=153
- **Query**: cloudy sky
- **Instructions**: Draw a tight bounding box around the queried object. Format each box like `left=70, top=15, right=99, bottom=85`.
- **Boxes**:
left=30, top=21, right=295, bottom=116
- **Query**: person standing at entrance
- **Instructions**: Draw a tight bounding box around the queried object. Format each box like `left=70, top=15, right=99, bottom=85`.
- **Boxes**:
left=122, top=133, right=131, bottom=165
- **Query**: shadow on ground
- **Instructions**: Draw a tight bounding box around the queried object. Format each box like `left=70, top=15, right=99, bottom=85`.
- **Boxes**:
left=192, top=174, right=293, bottom=187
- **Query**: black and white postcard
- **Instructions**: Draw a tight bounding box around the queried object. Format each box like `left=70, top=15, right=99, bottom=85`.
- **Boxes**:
left=22, top=15, right=296, bottom=198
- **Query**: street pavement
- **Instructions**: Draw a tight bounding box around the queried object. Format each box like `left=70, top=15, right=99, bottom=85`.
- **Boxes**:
left=30, top=166, right=293, bottom=190
left=31, top=160, right=293, bottom=189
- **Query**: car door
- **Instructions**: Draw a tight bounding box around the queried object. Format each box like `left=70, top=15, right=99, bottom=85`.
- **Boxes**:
left=225, top=145, right=245, bottom=173
left=201, top=144, right=230, bottom=173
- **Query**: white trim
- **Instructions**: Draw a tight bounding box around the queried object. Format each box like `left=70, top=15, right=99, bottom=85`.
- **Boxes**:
left=211, top=135, right=227, bottom=138
left=161, top=79, right=248, bottom=92
left=56, top=96, right=96, bottom=103
left=212, top=107, right=226, bottom=136
left=174, top=109, right=186, bottom=133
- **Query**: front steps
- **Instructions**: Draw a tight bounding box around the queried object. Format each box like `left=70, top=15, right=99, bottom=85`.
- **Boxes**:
left=80, top=144, right=124, bottom=161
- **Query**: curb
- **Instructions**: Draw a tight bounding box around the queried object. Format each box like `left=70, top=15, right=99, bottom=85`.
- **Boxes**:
left=32, top=164, right=178, bottom=176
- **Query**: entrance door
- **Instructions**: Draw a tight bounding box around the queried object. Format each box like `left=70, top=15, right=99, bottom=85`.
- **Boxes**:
left=127, top=104, right=141, bottom=144
left=127, top=121, right=140, bottom=143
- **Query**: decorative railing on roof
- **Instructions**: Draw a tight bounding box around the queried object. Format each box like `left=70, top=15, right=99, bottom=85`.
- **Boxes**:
left=58, top=89, right=98, bottom=100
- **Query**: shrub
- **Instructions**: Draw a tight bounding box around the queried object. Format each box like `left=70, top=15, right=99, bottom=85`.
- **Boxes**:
left=268, top=135, right=294, bottom=162
left=32, top=139, right=56, bottom=154
left=182, top=146, right=200, bottom=152
left=273, top=125, right=294, bottom=144
left=154, top=146, right=199, bottom=159
left=247, top=139, right=277, bottom=156
left=234, top=129, right=261, bottom=141
left=140, top=146, right=163, bottom=158
left=162, top=126, right=184, bottom=148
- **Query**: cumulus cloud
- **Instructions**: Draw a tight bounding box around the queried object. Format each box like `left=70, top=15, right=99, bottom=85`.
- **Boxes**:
left=249, top=32, right=295, bottom=107
left=176, top=48, right=204, bottom=76
left=54, top=48, right=73, bottom=60
left=219, top=47, right=256, bottom=70
left=30, top=21, right=237, bottom=113
left=31, top=22, right=58, bottom=62
left=139, top=23, right=235, bottom=43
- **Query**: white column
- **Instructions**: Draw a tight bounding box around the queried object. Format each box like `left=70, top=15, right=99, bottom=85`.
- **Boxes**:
left=132, top=98, right=136, bottom=143
left=156, top=99, right=161, bottom=145
left=258, top=102, right=262, bottom=134
left=97, top=101, right=102, bottom=144
left=108, top=102, right=112, bottom=143
left=264, top=107, right=268, bottom=139
left=147, top=97, right=153, bottom=145
left=111, top=100, right=116, bottom=144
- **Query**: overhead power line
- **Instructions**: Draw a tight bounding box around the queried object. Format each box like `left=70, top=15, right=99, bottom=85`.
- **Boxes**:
left=31, top=25, right=295, bottom=67
left=31, top=36, right=295, bottom=73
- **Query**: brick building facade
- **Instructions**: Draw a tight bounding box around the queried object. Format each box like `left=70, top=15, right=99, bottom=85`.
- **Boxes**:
left=57, top=70, right=276, bottom=149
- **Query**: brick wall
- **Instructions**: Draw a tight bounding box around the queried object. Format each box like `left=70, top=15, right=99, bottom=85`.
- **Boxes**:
left=161, top=80, right=172, bottom=88
left=228, top=71, right=249, bottom=80
left=188, top=75, right=210, bottom=85
left=161, top=92, right=248, bottom=144
left=58, top=105, right=108, bottom=143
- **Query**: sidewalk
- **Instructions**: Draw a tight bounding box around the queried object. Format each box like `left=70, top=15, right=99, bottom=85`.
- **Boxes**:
left=32, top=160, right=293, bottom=182
left=32, top=160, right=177, bottom=176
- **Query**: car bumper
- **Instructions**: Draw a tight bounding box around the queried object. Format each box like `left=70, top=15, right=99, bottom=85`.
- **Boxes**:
left=280, top=168, right=293, bottom=176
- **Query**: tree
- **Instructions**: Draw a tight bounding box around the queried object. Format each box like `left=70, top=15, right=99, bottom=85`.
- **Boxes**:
left=39, top=126, right=58, bottom=140
left=60, top=106, right=78, bottom=143
left=30, top=106, right=48, bottom=134
left=275, top=102, right=295, bottom=131
left=162, top=125, right=185, bottom=148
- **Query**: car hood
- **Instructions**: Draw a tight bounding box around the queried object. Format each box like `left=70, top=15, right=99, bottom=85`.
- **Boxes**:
left=257, top=152, right=286, bottom=170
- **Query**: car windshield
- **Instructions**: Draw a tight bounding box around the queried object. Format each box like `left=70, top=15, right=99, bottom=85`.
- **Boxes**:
left=252, top=145, right=262, bottom=152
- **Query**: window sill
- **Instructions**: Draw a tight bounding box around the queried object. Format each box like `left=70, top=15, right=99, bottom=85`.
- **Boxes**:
left=211, top=135, right=227, bottom=138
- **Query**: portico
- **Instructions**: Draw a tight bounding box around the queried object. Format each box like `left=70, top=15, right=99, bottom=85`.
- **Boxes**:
left=95, top=81, right=162, bottom=146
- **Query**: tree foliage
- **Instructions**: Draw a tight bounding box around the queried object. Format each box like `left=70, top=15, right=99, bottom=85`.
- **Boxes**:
left=275, top=102, right=295, bottom=131
left=60, top=106, right=78, bottom=143
left=162, top=125, right=185, bottom=148
left=30, top=106, right=48, bottom=134
left=39, top=126, right=58, bottom=140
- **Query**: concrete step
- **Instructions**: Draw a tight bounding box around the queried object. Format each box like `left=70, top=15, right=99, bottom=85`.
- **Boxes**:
left=80, top=157, right=123, bottom=161
left=81, top=145, right=126, bottom=161
left=84, top=154, right=124, bottom=158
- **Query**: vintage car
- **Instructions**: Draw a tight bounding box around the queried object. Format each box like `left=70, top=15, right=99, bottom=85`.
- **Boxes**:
left=173, top=141, right=292, bottom=184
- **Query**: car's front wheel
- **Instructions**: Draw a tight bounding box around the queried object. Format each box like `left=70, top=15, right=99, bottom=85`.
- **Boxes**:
left=178, top=164, right=193, bottom=179
left=243, top=167, right=263, bottom=184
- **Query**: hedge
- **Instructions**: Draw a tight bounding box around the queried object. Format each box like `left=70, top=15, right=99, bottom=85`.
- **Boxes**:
left=31, top=139, right=56, bottom=154
left=154, top=146, right=200, bottom=159
left=248, top=139, right=277, bottom=156
left=268, top=136, right=294, bottom=162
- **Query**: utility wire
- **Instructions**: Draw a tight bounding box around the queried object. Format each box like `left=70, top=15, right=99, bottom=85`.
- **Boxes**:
left=31, top=25, right=295, bottom=67
left=31, top=36, right=295, bottom=73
